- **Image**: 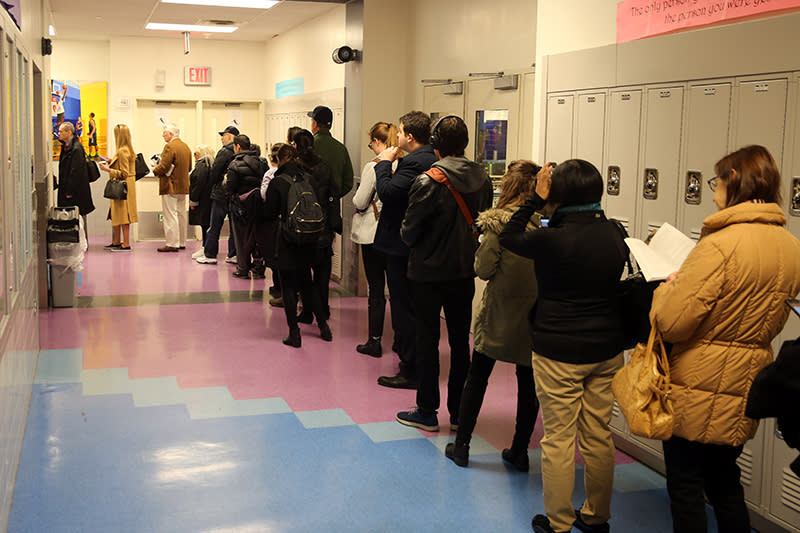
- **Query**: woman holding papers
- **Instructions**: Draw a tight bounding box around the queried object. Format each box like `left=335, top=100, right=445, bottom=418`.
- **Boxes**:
left=499, top=159, right=628, bottom=533
left=650, top=145, right=800, bottom=533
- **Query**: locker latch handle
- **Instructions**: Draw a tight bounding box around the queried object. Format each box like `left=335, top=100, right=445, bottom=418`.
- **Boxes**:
left=791, top=178, right=800, bottom=216
left=607, top=166, right=620, bottom=196
left=685, top=171, right=702, bottom=205
left=776, top=428, right=784, bottom=440
left=643, top=168, right=659, bottom=200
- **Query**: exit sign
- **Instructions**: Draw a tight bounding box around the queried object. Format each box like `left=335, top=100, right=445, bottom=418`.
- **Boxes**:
left=184, top=66, right=211, bottom=86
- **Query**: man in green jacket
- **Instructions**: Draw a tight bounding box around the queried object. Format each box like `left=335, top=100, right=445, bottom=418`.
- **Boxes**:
left=308, top=105, right=354, bottom=196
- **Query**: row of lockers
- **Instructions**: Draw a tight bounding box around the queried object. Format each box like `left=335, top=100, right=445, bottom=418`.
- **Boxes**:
left=544, top=71, right=800, bottom=532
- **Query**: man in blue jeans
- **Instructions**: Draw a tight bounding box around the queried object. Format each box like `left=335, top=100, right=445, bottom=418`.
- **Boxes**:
left=197, top=126, right=238, bottom=264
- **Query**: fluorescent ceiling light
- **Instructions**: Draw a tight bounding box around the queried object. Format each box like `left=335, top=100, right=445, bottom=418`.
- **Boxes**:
left=48, top=25, right=55, bottom=36
left=161, top=0, right=278, bottom=8
left=146, top=22, right=238, bottom=33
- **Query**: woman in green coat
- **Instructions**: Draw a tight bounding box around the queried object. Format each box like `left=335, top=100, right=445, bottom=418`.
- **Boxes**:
left=445, top=160, right=545, bottom=469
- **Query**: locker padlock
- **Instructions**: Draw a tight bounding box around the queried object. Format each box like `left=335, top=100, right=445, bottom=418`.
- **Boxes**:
left=791, top=178, right=800, bottom=216
left=607, top=166, right=620, bottom=196
left=685, top=171, right=702, bottom=205
left=643, top=168, right=659, bottom=199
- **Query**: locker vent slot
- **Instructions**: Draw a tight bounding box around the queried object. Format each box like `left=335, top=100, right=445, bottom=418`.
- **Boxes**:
left=647, top=223, right=661, bottom=236
left=690, top=229, right=701, bottom=242
left=703, top=87, right=716, bottom=96
left=557, top=98, right=566, bottom=104
left=587, top=96, right=596, bottom=103
left=755, top=83, right=769, bottom=93
left=736, top=448, right=753, bottom=486
left=621, top=93, right=631, bottom=101
left=659, top=90, right=671, bottom=98
left=781, top=467, right=800, bottom=513
left=612, top=401, right=621, bottom=418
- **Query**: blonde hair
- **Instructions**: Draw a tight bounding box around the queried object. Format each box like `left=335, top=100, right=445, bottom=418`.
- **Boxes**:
left=194, top=144, right=214, bottom=167
left=369, top=122, right=403, bottom=156
left=113, top=124, right=135, bottom=163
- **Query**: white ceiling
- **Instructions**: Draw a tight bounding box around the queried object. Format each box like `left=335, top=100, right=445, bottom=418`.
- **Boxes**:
left=49, top=0, right=347, bottom=42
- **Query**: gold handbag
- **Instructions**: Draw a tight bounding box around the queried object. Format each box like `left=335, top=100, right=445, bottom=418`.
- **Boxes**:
left=612, top=325, right=674, bottom=440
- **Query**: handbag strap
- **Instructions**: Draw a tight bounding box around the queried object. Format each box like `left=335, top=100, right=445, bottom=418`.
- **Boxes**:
left=610, top=218, right=639, bottom=276
left=424, top=167, right=478, bottom=240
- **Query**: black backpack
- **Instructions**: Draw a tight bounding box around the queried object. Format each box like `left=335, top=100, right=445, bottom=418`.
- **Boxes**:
left=280, top=172, right=325, bottom=244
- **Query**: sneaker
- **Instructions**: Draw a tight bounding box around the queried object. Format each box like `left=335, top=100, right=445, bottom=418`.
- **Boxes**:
left=531, top=514, right=558, bottom=533
left=191, top=249, right=205, bottom=259
left=225, top=255, right=237, bottom=264
left=112, top=246, right=132, bottom=252
left=196, top=255, right=217, bottom=264
left=573, top=509, right=610, bottom=533
left=445, top=442, right=469, bottom=467
left=104, top=243, right=121, bottom=250
left=396, top=407, right=439, bottom=432
left=232, top=270, right=250, bottom=279
left=501, top=448, right=530, bottom=472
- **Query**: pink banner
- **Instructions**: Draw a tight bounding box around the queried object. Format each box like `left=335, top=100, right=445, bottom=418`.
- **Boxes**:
left=617, top=0, right=800, bottom=42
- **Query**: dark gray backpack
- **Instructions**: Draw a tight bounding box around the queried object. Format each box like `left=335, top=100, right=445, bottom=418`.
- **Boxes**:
left=280, top=172, right=324, bottom=244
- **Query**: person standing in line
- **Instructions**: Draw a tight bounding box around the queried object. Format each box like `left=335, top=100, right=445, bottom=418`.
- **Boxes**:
left=351, top=122, right=400, bottom=358
left=395, top=115, right=492, bottom=432
left=499, top=160, right=627, bottom=533
left=56, top=121, right=94, bottom=240
left=650, top=145, right=800, bottom=533
left=373, top=111, right=438, bottom=390
left=87, top=112, right=98, bottom=158
left=189, top=145, right=215, bottom=257
left=98, top=124, right=138, bottom=251
left=308, top=105, right=354, bottom=196
left=152, top=124, right=191, bottom=253
left=197, top=126, right=239, bottom=264
left=445, top=160, right=543, bottom=468
left=262, top=143, right=285, bottom=307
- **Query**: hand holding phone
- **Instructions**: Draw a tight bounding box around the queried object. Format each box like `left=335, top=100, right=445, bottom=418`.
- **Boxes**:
left=787, top=299, right=800, bottom=318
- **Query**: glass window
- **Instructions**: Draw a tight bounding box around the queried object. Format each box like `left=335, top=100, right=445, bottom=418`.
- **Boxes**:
left=474, top=109, right=509, bottom=182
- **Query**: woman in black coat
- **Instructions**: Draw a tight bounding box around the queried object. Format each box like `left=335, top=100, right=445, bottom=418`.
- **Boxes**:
left=188, top=145, right=215, bottom=250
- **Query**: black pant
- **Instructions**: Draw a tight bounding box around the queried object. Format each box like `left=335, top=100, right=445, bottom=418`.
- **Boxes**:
left=280, top=268, right=321, bottom=330
left=231, top=216, right=253, bottom=274
left=385, top=254, right=416, bottom=374
left=456, top=350, right=538, bottom=451
left=413, top=277, right=474, bottom=419
left=662, top=436, right=750, bottom=533
left=299, top=252, right=333, bottom=321
left=361, top=244, right=387, bottom=339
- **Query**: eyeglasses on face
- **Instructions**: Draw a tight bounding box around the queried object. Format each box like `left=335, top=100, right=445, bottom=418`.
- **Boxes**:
left=707, top=176, right=719, bottom=192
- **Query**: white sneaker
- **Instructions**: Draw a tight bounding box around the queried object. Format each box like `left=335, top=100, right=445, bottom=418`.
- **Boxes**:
left=191, top=249, right=205, bottom=259
left=196, top=255, right=217, bottom=264
left=225, top=256, right=237, bottom=264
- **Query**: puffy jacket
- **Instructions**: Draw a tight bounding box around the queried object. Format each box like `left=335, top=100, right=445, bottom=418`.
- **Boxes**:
left=373, top=145, right=438, bottom=257
left=650, top=202, right=800, bottom=446
left=224, top=150, right=267, bottom=196
left=473, top=207, right=539, bottom=366
left=209, top=143, right=236, bottom=203
left=401, top=156, right=493, bottom=282
left=499, top=193, right=627, bottom=364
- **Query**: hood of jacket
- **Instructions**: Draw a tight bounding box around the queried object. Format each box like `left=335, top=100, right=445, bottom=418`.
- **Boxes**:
left=702, top=201, right=787, bottom=235
left=432, top=156, right=488, bottom=194
left=477, top=207, right=539, bottom=234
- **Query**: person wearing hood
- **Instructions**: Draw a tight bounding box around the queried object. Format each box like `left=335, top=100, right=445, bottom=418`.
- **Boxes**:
left=224, top=134, right=268, bottom=279
left=394, top=115, right=493, bottom=433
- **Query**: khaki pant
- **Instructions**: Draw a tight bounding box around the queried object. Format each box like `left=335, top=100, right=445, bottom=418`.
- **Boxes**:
left=161, top=193, right=187, bottom=248
left=532, top=352, right=623, bottom=532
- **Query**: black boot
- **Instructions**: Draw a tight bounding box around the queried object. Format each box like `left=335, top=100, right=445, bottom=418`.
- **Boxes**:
left=501, top=447, right=530, bottom=472
left=445, top=442, right=469, bottom=467
left=319, top=321, right=332, bottom=342
left=297, top=311, right=313, bottom=324
left=282, top=328, right=301, bottom=348
left=356, top=337, right=382, bottom=358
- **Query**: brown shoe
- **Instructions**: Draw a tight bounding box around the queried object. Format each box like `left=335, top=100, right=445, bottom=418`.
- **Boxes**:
left=157, top=246, right=179, bottom=252
left=269, top=296, right=284, bottom=307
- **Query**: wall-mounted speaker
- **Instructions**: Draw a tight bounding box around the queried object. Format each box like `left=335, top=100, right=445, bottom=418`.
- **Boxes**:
left=41, top=38, right=52, bottom=56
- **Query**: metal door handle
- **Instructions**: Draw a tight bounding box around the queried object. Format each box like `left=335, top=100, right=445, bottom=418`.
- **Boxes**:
left=643, top=168, right=658, bottom=200
left=685, top=171, right=701, bottom=205
left=607, top=166, right=620, bottom=196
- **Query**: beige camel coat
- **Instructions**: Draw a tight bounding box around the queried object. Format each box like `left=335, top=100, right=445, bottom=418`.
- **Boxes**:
left=107, top=147, right=138, bottom=225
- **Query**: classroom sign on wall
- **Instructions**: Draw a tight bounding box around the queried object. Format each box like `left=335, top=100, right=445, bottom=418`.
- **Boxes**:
left=617, top=0, right=800, bottom=42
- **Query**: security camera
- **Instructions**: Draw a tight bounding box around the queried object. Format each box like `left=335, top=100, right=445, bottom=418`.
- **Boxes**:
left=332, top=46, right=359, bottom=64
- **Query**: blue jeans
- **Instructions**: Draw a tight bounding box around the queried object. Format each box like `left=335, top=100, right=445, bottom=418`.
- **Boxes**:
left=203, top=199, right=236, bottom=259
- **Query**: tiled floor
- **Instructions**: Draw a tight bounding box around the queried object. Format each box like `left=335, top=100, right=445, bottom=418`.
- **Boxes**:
left=10, top=238, right=688, bottom=532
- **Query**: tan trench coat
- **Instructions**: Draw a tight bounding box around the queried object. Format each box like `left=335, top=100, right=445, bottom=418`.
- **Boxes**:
left=107, top=147, right=138, bottom=225
left=152, top=137, right=191, bottom=195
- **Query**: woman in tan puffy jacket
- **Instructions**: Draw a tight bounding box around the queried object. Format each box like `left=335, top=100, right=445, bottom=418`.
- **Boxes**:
left=650, top=145, right=800, bottom=533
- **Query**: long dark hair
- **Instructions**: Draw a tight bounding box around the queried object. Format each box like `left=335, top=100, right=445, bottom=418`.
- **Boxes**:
left=292, top=129, right=319, bottom=170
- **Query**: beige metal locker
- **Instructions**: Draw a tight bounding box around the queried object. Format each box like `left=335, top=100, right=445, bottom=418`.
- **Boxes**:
left=732, top=77, right=789, bottom=164
left=678, top=82, right=732, bottom=239
left=574, top=92, right=606, bottom=174
left=545, top=94, right=573, bottom=165
left=637, top=86, right=684, bottom=240
left=738, top=423, right=767, bottom=506
left=769, top=419, right=800, bottom=528
left=603, top=89, right=642, bottom=231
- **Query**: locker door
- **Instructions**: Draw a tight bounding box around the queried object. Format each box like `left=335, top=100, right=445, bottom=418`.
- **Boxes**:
left=781, top=74, right=800, bottom=345
left=769, top=425, right=800, bottom=528
left=679, top=83, right=732, bottom=239
left=733, top=78, right=788, bottom=165
left=604, top=89, right=642, bottom=230
left=574, top=92, right=606, bottom=172
left=739, top=422, right=766, bottom=506
left=545, top=94, right=573, bottom=164
left=637, top=86, right=684, bottom=240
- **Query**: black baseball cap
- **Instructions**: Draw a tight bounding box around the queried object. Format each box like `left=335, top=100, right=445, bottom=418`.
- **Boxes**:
left=219, top=125, right=239, bottom=136
left=307, top=106, right=333, bottom=127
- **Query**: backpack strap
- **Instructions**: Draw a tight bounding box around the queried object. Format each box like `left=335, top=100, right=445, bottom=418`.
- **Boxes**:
left=424, top=167, right=478, bottom=239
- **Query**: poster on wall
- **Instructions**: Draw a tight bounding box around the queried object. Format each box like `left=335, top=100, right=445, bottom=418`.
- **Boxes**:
left=51, top=80, right=108, bottom=161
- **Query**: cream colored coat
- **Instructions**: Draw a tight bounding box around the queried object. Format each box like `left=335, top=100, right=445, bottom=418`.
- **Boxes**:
left=107, top=147, right=138, bottom=225
left=651, top=202, right=800, bottom=446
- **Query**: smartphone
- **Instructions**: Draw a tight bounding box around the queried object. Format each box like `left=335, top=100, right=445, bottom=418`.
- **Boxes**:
left=786, top=299, right=800, bottom=318
left=540, top=218, right=549, bottom=228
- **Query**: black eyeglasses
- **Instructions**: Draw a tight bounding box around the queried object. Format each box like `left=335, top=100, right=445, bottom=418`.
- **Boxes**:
left=367, top=140, right=373, bottom=149
left=707, top=176, right=719, bottom=192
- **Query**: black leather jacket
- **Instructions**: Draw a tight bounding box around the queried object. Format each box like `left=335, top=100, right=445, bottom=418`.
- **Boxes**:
left=401, top=156, right=493, bottom=282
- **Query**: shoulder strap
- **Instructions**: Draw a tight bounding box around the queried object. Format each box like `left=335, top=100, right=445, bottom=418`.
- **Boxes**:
left=424, top=167, right=477, bottom=238
left=609, top=218, right=636, bottom=275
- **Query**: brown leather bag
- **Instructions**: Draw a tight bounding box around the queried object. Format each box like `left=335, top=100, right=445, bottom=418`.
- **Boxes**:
left=612, top=325, right=674, bottom=440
